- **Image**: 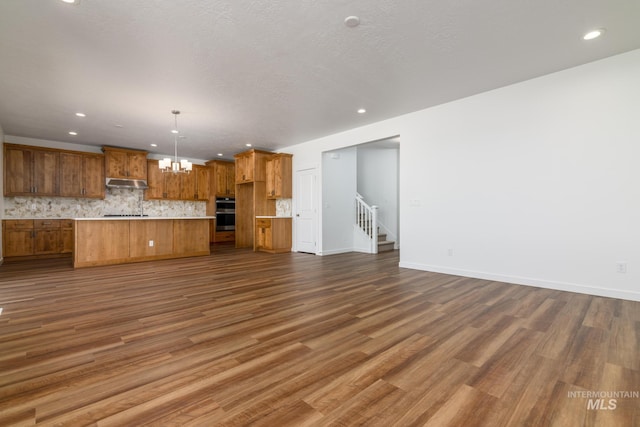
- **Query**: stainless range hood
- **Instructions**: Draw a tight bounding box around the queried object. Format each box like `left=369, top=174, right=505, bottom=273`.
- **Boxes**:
left=105, top=178, right=149, bottom=189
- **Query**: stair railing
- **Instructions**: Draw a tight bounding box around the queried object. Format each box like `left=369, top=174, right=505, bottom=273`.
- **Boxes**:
left=355, top=193, right=379, bottom=253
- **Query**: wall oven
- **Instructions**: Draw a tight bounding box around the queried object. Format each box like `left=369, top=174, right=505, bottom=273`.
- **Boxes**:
left=215, top=197, right=235, bottom=231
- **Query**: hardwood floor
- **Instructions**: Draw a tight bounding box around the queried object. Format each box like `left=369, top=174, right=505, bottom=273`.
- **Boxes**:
left=0, top=246, right=638, bottom=426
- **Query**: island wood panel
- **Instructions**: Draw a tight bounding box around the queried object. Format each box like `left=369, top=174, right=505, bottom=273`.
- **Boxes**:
left=73, top=220, right=130, bottom=267
left=129, top=219, right=173, bottom=258
left=173, top=219, right=210, bottom=255
left=73, top=219, right=210, bottom=268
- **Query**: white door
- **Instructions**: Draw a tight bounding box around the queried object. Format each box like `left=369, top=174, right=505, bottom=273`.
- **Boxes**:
left=295, top=166, right=317, bottom=254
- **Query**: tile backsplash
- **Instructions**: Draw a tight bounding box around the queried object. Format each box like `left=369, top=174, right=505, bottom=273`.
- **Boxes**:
left=4, top=188, right=206, bottom=218
left=276, top=198, right=292, bottom=217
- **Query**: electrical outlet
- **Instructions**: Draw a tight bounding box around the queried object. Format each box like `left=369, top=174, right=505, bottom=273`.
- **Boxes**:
left=149, top=240, right=154, bottom=247
left=616, top=262, right=627, bottom=273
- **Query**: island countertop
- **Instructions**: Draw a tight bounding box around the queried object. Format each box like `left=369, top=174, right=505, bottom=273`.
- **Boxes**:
left=73, top=216, right=216, bottom=221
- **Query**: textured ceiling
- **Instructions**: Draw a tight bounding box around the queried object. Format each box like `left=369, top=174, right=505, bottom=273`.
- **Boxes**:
left=0, top=0, right=639, bottom=161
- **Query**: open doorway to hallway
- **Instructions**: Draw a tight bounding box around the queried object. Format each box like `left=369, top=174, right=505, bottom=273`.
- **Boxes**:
left=321, top=136, right=399, bottom=255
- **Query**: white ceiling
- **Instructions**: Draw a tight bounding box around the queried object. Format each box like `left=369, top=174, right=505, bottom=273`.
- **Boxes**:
left=0, top=0, right=639, bottom=161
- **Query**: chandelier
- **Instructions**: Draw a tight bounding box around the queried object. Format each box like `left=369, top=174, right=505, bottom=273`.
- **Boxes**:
left=159, top=110, right=192, bottom=173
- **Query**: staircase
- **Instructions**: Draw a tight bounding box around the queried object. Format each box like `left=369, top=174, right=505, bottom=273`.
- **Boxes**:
left=377, top=230, right=395, bottom=252
left=355, top=194, right=395, bottom=254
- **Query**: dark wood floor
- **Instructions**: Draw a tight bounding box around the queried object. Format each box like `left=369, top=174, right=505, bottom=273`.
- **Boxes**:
left=0, top=245, right=638, bottom=426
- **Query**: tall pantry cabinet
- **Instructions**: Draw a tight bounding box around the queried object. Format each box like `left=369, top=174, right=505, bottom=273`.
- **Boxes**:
left=205, top=160, right=236, bottom=243
left=233, top=149, right=272, bottom=248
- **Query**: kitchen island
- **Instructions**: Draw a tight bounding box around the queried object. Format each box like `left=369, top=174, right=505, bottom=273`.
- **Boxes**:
left=73, top=216, right=214, bottom=268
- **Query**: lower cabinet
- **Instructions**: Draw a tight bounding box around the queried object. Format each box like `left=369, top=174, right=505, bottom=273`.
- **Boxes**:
left=255, top=217, right=292, bottom=253
left=2, top=219, right=73, bottom=258
left=214, top=231, right=236, bottom=243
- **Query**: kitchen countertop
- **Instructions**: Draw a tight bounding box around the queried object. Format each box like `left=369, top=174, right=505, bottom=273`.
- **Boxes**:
left=73, top=216, right=216, bottom=221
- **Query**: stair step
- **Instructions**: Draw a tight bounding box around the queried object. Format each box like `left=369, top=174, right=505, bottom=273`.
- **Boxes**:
left=378, top=234, right=387, bottom=242
left=377, top=240, right=394, bottom=252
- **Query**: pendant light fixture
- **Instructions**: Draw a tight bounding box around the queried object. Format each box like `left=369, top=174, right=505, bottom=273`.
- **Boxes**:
left=159, top=110, right=192, bottom=173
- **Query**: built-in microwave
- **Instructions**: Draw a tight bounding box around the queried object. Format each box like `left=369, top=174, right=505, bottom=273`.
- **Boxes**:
left=215, top=198, right=235, bottom=231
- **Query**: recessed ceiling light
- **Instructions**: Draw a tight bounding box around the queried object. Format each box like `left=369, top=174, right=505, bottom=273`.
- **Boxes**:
left=344, top=16, right=360, bottom=28
left=61, top=0, right=79, bottom=4
left=357, top=108, right=366, bottom=114
left=150, top=143, right=158, bottom=147
left=217, top=153, right=223, bottom=157
left=114, top=124, right=124, bottom=128
left=75, top=112, right=86, bottom=117
left=583, top=29, right=605, bottom=40
left=68, top=131, right=78, bottom=136
left=246, top=143, right=252, bottom=147
left=171, top=129, right=179, bottom=134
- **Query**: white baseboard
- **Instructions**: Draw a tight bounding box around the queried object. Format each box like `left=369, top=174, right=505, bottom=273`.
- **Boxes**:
left=399, top=261, right=640, bottom=302
left=318, top=248, right=356, bottom=256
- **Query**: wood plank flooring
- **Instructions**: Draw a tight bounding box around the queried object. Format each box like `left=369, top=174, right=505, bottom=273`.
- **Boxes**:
left=0, top=246, right=638, bottom=426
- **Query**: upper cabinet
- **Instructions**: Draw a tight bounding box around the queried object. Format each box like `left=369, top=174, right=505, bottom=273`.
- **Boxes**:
left=206, top=160, right=235, bottom=197
left=194, top=165, right=210, bottom=201
left=59, top=152, right=105, bottom=199
left=266, top=153, right=292, bottom=199
left=146, top=159, right=179, bottom=200
left=234, top=149, right=271, bottom=184
left=103, top=146, right=147, bottom=180
left=4, top=144, right=59, bottom=196
left=146, top=160, right=209, bottom=201
left=4, top=144, right=105, bottom=199
left=179, top=165, right=209, bottom=201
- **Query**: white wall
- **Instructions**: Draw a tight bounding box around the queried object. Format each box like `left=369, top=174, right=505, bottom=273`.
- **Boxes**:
left=321, top=147, right=357, bottom=254
left=357, top=145, right=399, bottom=245
left=282, top=49, right=640, bottom=301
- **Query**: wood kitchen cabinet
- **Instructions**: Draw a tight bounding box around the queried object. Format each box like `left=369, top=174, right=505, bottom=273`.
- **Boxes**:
left=255, top=217, right=292, bottom=253
left=4, top=144, right=59, bottom=196
left=234, top=149, right=270, bottom=184
left=146, top=160, right=180, bottom=200
left=206, top=160, right=235, bottom=197
left=179, top=168, right=196, bottom=200
left=4, top=143, right=104, bottom=199
left=73, top=218, right=210, bottom=268
left=59, top=152, right=105, bottom=198
left=194, top=165, right=210, bottom=201
left=103, top=146, right=147, bottom=180
left=2, top=219, right=71, bottom=258
left=2, top=220, right=34, bottom=256
left=234, top=149, right=272, bottom=248
left=266, top=153, right=292, bottom=199
left=146, top=160, right=208, bottom=201
left=61, top=219, right=74, bottom=254
left=179, top=165, right=209, bottom=201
